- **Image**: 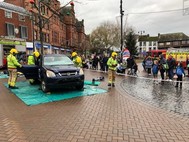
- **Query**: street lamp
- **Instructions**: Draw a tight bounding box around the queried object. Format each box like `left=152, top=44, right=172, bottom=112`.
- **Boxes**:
left=29, top=0, right=34, bottom=4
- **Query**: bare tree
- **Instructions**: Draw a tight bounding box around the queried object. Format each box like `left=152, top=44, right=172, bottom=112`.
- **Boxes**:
left=90, top=21, right=120, bottom=52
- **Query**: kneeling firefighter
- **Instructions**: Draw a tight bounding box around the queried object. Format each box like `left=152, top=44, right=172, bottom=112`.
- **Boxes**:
left=71, top=52, right=82, bottom=68
left=27, top=51, right=40, bottom=84
left=7, top=48, right=22, bottom=89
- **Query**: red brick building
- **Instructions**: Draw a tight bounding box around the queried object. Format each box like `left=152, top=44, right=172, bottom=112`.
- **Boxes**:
left=0, top=2, right=32, bottom=54
left=2, top=0, right=88, bottom=55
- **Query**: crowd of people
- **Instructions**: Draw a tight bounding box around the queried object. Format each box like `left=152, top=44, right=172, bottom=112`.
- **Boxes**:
left=5, top=48, right=189, bottom=89
left=80, top=52, right=189, bottom=88
left=142, top=54, right=188, bottom=88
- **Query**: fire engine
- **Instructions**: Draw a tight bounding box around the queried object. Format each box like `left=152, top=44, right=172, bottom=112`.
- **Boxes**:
left=147, top=50, right=167, bottom=58
left=0, top=47, right=26, bottom=69
left=166, top=48, right=189, bottom=68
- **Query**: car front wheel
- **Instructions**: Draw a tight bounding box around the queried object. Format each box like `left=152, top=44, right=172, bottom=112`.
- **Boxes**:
left=41, top=80, right=49, bottom=93
left=76, top=83, right=84, bottom=90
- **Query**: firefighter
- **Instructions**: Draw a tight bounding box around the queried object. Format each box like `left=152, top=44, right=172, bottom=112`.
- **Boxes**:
left=28, top=51, right=40, bottom=65
left=71, top=52, right=82, bottom=67
left=27, top=51, right=40, bottom=84
left=107, top=52, right=118, bottom=87
left=7, top=48, right=22, bottom=89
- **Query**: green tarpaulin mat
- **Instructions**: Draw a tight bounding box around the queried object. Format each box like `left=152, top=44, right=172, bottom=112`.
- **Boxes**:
left=4, top=81, right=107, bottom=106
left=0, top=74, right=8, bottom=79
left=84, top=80, right=100, bottom=86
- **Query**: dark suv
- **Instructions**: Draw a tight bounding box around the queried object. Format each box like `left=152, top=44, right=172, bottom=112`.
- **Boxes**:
left=18, top=54, right=84, bottom=92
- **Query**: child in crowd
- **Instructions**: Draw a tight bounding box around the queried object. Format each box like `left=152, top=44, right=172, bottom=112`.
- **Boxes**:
left=152, top=60, right=159, bottom=83
left=175, top=62, right=185, bottom=88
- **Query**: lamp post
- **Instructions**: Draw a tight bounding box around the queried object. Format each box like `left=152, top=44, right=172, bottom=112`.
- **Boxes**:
left=29, top=0, right=74, bottom=56
left=29, top=0, right=43, bottom=56
left=29, top=7, right=35, bottom=52
left=120, top=0, right=124, bottom=52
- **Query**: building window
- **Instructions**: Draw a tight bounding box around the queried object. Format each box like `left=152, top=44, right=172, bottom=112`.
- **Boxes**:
left=20, top=26, right=28, bottom=38
left=52, top=31, right=59, bottom=43
left=43, top=33, right=46, bottom=42
left=159, top=43, right=164, bottom=46
left=173, top=41, right=179, bottom=46
left=47, top=8, right=49, bottom=15
left=41, top=5, right=45, bottom=15
left=139, top=42, right=142, bottom=46
left=46, top=34, right=49, bottom=42
left=6, top=23, right=15, bottom=36
left=139, top=48, right=142, bottom=52
left=19, top=14, right=25, bottom=21
left=143, top=41, right=146, bottom=46
left=166, top=42, right=171, bottom=45
left=153, top=41, right=156, bottom=46
left=153, top=47, right=156, bottom=50
left=182, top=41, right=186, bottom=44
left=34, top=30, right=37, bottom=40
left=149, top=41, right=152, bottom=46
left=5, top=11, right=12, bottom=18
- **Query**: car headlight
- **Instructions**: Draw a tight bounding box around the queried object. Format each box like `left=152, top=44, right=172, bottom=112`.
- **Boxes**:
left=79, top=68, right=84, bottom=75
left=46, top=70, right=56, bottom=77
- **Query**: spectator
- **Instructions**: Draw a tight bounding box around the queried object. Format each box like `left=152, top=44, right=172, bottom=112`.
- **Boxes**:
left=175, top=62, right=185, bottom=88
left=186, top=56, right=189, bottom=76
left=152, top=60, right=159, bottom=83
left=159, top=54, right=167, bottom=83
left=167, top=55, right=176, bottom=80
left=145, top=55, right=153, bottom=75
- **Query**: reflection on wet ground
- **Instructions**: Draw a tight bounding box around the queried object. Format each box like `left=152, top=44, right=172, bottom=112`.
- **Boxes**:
left=121, top=76, right=189, bottom=117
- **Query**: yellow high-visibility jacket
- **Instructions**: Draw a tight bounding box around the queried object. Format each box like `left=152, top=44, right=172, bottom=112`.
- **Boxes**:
left=73, top=56, right=82, bottom=67
left=28, top=55, right=35, bottom=65
left=7, top=54, right=21, bottom=69
left=107, top=57, right=118, bottom=71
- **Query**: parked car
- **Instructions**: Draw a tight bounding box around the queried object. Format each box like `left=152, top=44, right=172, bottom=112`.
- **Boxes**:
left=18, top=54, right=85, bottom=92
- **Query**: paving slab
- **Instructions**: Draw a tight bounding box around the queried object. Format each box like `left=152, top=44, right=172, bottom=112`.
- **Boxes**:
left=0, top=69, right=189, bottom=142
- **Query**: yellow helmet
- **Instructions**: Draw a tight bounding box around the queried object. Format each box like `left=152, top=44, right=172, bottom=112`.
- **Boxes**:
left=33, top=51, right=40, bottom=58
left=111, top=52, right=117, bottom=57
left=10, top=48, right=18, bottom=54
left=72, top=52, right=77, bottom=57
left=76, top=56, right=82, bottom=63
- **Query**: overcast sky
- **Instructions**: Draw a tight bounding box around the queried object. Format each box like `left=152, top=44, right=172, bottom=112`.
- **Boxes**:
left=60, top=0, right=189, bottom=36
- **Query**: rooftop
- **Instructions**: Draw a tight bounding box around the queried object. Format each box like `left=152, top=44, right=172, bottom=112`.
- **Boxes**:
left=158, top=32, right=189, bottom=42
left=0, top=2, right=29, bottom=15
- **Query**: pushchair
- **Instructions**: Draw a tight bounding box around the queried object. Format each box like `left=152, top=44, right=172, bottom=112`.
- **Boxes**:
left=127, top=64, right=138, bottom=76
left=116, top=63, right=126, bottom=74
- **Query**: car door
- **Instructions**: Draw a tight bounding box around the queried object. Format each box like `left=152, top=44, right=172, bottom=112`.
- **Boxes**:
left=17, top=65, right=39, bottom=79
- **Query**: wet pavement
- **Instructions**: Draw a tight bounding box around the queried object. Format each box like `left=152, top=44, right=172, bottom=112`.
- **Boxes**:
left=1, top=67, right=189, bottom=141
left=121, top=77, right=189, bottom=117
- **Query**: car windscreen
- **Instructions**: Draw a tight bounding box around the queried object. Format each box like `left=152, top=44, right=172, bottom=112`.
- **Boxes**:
left=44, top=56, right=74, bottom=66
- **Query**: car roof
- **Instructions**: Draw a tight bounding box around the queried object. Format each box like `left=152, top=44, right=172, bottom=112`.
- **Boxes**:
left=43, top=54, right=67, bottom=57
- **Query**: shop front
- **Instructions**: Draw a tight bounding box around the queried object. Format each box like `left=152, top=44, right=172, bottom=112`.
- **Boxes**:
left=52, top=46, right=60, bottom=54
left=0, top=36, right=26, bottom=67
left=35, top=42, right=51, bottom=54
